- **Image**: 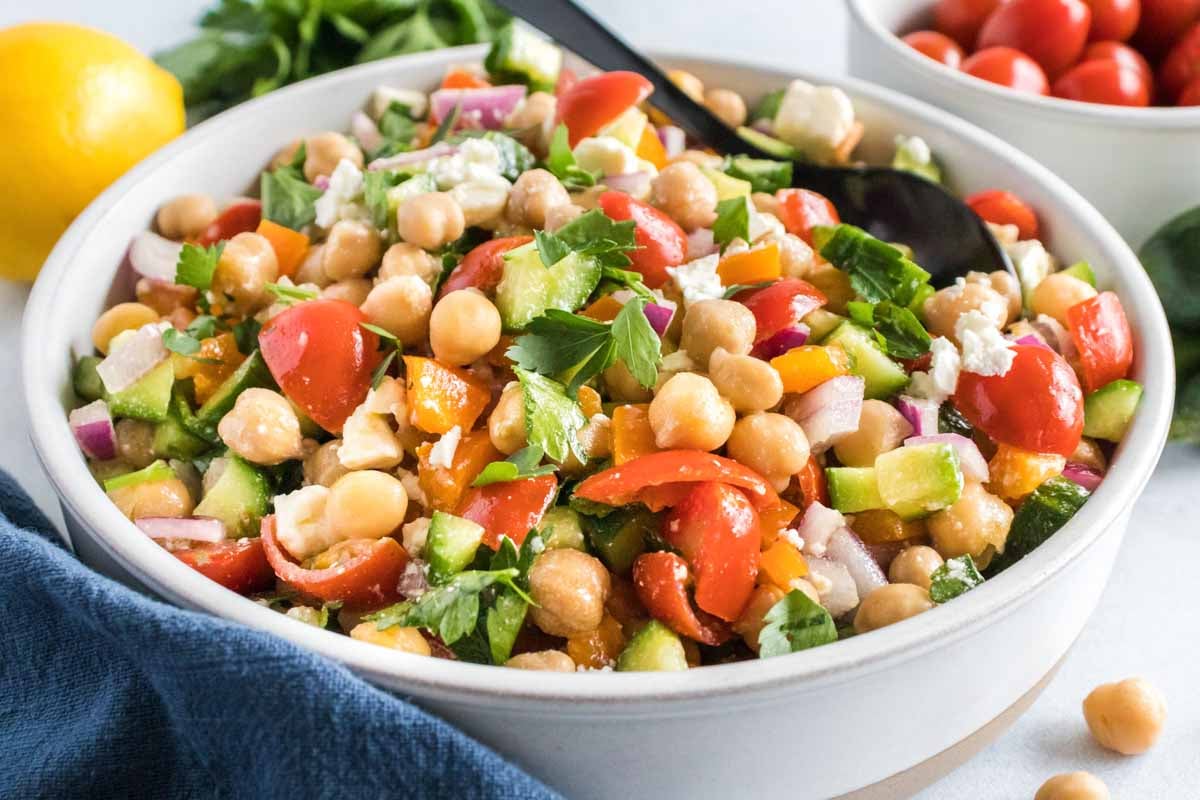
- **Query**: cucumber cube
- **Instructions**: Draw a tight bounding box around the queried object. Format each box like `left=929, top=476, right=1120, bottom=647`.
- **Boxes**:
left=824, top=322, right=909, bottom=400
left=106, top=359, right=174, bottom=422
left=1083, top=379, right=1143, bottom=442
left=876, top=443, right=963, bottom=520
left=426, top=511, right=486, bottom=584
left=699, top=166, right=752, bottom=201
left=826, top=467, right=884, bottom=513
left=495, top=242, right=602, bottom=331
left=616, top=620, right=687, bottom=672
left=193, top=455, right=271, bottom=538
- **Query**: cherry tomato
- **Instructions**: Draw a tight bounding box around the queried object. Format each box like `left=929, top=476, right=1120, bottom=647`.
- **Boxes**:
left=934, top=0, right=1007, bottom=48
left=902, top=30, right=968, bottom=67
left=438, top=235, right=533, bottom=298
left=775, top=188, right=840, bottom=246
left=1082, top=40, right=1154, bottom=86
left=1067, top=291, right=1134, bottom=392
left=195, top=200, right=262, bottom=246
left=557, top=71, right=654, bottom=147
left=1053, top=58, right=1152, bottom=104
left=573, top=450, right=781, bottom=512
left=966, top=189, right=1041, bottom=239
left=258, top=299, right=380, bottom=434
left=962, top=47, right=1052, bottom=94
left=597, top=191, right=687, bottom=288
left=736, top=278, right=828, bottom=344
left=795, top=455, right=830, bottom=509
left=1133, top=0, right=1200, bottom=57
left=1159, top=21, right=1200, bottom=100
left=1084, top=0, right=1142, bottom=40
left=954, top=345, right=1084, bottom=457
left=456, top=474, right=559, bottom=550
left=173, top=538, right=274, bottom=595
left=977, top=0, right=1093, bottom=78
left=554, top=66, right=578, bottom=98
left=631, top=551, right=733, bottom=646
left=261, top=516, right=408, bottom=609
left=1178, top=74, right=1200, bottom=101
left=663, top=482, right=761, bottom=622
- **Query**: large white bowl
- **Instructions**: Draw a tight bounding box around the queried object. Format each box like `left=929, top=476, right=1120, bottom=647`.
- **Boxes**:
left=22, top=45, right=1174, bottom=799
left=847, top=0, right=1200, bottom=249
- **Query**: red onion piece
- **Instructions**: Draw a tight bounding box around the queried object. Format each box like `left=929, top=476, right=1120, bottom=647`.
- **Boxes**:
left=603, top=171, right=652, bottom=197
left=128, top=231, right=183, bottom=283
left=399, top=559, right=430, bottom=599
left=313, top=174, right=331, bottom=191
left=69, top=400, right=116, bottom=461
left=136, top=516, right=227, bottom=543
left=657, top=125, right=686, bottom=157
left=805, top=557, right=859, bottom=618
left=753, top=324, right=810, bottom=360
left=1031, top=315, right=1076, bottom=358
left=904, top=433, right=989, bottom=482
left=784, top=376, right=866, bottom=453
left=1014, top=334, right=1053, bottom=351
left=797, top=501, right=844, bottom=557
left=895, top=395, right=939, bottom=437
left=825, top=527, right=889, bottom=599
left=864, top=540, right=907, bottom=572
left=368, top=142, right=458, bottom=171
left=686, top=227, right=718, bottom=260
left=643, top=301, right=675, bottom=337
left=1062, top=463, right=1103, bottom=492
left=350, top=110, right=383, bottom=154
left=96, top=323, right=168, bottom=394
left=429, top=85, right=527, bottom=130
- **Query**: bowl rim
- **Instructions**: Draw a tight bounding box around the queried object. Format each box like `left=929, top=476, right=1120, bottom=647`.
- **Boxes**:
left=846, top=0, right=1200, bottom=128
left=22, top=44, right=1175, bottom=707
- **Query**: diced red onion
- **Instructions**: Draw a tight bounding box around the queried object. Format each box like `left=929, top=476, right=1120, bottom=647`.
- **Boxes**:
left=864, top=540, right=907, bottom=572
left=805, top=557, right=859, bottom=618
left=1031, top=315, right=1076, bottom=358
left=657, top=125, right=686, bottom=157
left=825, top=527, right=889, bottom=599
left=399, top=559, right=430, bottom=599
left=429, top=85, right=527, bottom=130
left=136, top=516, right=227, bottom=543
left=904, top=433, right=989, bottom=482
left=686, top=227, right=718, bottom=260
left=1062, top=463, right=1103, bottom=492
left=784, top=376, right=866, bottom=453
left=643, top=301, right=675, bottom=337
left=751, top=117, right=776, bottom=136
left=368, top=142, right=458, bottom=171
left=313, top=174, right=331, bottom=191
left=753, top=325, right=810, bottom=360
left=128, top=230, right=183, bottom=283
left=603, top=171, right=652, bottom=197
left=1014, top=334, right=1053, bottom=351
left=69, top=400, right=116, bottom=461
left=96, top=323, right=168, bottom=394
left=797, top=501, right=844, bottom=557
left=895, top=395, right=938, bottom=437
left=350, top=110, right=383, bottom=154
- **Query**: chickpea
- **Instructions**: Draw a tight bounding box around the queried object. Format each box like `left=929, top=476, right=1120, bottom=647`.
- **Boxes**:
left=543, top=202, right=585, bottom=233
left=1035, top=772, right=1110, bottom=800
left=649, top=373, right=735, bottom=451
left=1031, top=272, right=1098, bottom=326
left=396, top=192, right=465, bottom=251
left=360, top=275, right=433, bottom=346
left=324, top=470, right=408, bottom=541
left=751, top=192, right=781, bottom=217
left=704, top=88, right=748, bottom=128
left=136, top=278, right=197, bottom=316
left=293, top=244, right=329, bottom=287
left=91, top=302, right=159, bottom=354
left=114, top=419, right=157, bottom=469
left=888, top=546, right=944, bottom=590
left=650, top=162, right=719, bottom=232
left=527, top=549, right=612, bottom=638
left=271, top=139, right=302, bottom=170
left=727, top=413, right=810, bottom=490
left=922, top=281, right=1008, bottom=342
left=321, top=278, right=372, bottom=306
left=670, top=149, right=724, bottom=170
left=303, top=440, right=348, bottom=487
left=680, top=299, right=756, bottom=367
left=212, top=232, right=279, bottom=311
left=968, top=269, right=1022, bottom=324
left=321, top=220, right=382, bottom=281
left=806, top=264, right=855, bottom=314
left=156, top=194, right=218, bottom=240
left=1082, top=677, right=1167, bottom=755
left=853, top=583, right=934, bottom=633
left=427, top=289, right=502, bottom=366
left=504, top=91, right=557, bottom=156
left=506, top=168, right=571, bottom=230
left=108, top=478, right=194, bottom=520
left=1070, top=438, right=1108, bottom=472
left=731, top=584, right=786, bottom=653
left=217, top=388, right=304, bottom=466
left=349, top=622, right=431, bottom=656
left=667, top=69, right=705, bottom=101
left=708, top=347, right=783, bottom=413
left=303, top=132, right=362, bottom=182
left=505, top=650, right=577, bottom=672
left=378, top=242, right=440, bottom=285
left=559, top=414, right=612, bottom=475
left=927, top=482, right=1014, bottom=564
left=602, top=360, right=653, bottom=403
left=488, top=384, right=527, bottom=455
left=777, top=233, right=816, bottom=279
left=833, top=400, right=912, bottom=468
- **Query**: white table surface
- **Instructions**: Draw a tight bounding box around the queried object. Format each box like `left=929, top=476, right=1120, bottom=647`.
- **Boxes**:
left=6, top=1, right=1197, bottom=797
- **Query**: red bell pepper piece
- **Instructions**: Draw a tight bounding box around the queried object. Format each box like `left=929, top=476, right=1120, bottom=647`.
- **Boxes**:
left=1066, top=291, right=1134, bottom=393
left=632, top=552, right=733, bottom=646
left=775, top=189, right=839, bottom=245
left=573, top=450, right=780, bottom=512
left=438, top=235, right=533, bottom=298
left=737, top=278, right=827, bottom=344
left=456, top=474, right=559, bottom=550
left=196, top=199, right=262, bottom=246
left=795, top=454, right=830, bottom=509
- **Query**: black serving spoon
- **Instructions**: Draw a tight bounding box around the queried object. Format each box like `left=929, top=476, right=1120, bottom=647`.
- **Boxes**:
left=494, top=0, right=1014, bottom=283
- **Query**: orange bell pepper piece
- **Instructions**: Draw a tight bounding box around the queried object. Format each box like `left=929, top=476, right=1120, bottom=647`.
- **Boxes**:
left=255, top=219, right=309, bottom=278
left=758, top=498, right=800, bottom=548
left=566, top=614, right=627, bottom=669
left=759, top=539, right=809, bottom=590
left=850, top=509, right=926, bottom=544
left=580, top=294, right=623, bottom=322
left=441, top=67, right=490, bottom=90
left=770, top=345, right=851, bottom=394
left=717, top=243, right=781, bottom=286
left=635, top=123, right=668, bottom=170
left=611, top=404, right=660, bottom=465
left=172, top=332, right=246, bottom=405
left=795, top=454, right=829, bottom=509
left=417, top=429, right=501, bottom=512
left=988, top=443, right=1066, bottom=501
left=404, top=356, right=491, bottom=434
left=578, top=385, right=603, bottom=418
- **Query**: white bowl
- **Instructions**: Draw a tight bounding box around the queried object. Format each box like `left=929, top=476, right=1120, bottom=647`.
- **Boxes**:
left=22, top=46, right=1174, bottom=799
left=847, top=0, right=1200, bottom=249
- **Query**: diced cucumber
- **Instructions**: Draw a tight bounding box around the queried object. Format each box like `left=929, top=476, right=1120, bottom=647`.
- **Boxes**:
left=908, top=283, right=935, bottom=320
left=495, top=242, right=602, bottom=331
left=598, top=107, right=648, bottom=151
left=749, top=89, right=785, bottom=124
left=1061, top=260, right=1096, bottom=286
left=803, top=309, right=846, bottom=342
left=73, top=355, right=105, bottom=401
left=736, top=126, right=804, bottom=161
left=484, top=21, right=562, bottom=93
left=584, top=507, right=654, bottom=574
left=616, top=620, right=688, bottom=672
left=1083, top=379, right=1143, bottom=441
left=824, top=322, right=909, bottom=400
left=538, top=506, right=587, bottom=551
left=106, top=359, right=174, bottom=422
left=153, top=391, right=211, bottom=460
left=826, top=467, right=884, bottom=513
left=193, top=350, right=275, bottom=441
left=426, top=510, right=486, bottom=583
left=193, top=455, right=271, bottom=538
left=385, top=173, right=436, bottom=216
left=875, top=443, right=963, bottom=520
left=699, top=166, right=752, bottom=201
left=103, top=459, right=175, bottom=493
left=723, top=155, right=793, bottom=194
left=986, top=477, right=1089, bottom=574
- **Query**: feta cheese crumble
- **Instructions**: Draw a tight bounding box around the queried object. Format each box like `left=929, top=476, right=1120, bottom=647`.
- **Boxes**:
left=572, top=136, right=656, bottom=178
left=1006, top=239, right=1056, bottom=304
left=908, top=336, right=961, bottom=404
left=428, top=425, right=463, bottom=469
left=666, top=253, right=724, bottom=306
left=957, top=310, right=1016, bottom=376
left=429, top=137, right=503, bottom=189
left=368, top=85, right=428, bottom=120
left=774, top=80, right=856, bottom=160
left=314, top=158, right=368, bottom=229
left=274, top=485, right=335, bottom=560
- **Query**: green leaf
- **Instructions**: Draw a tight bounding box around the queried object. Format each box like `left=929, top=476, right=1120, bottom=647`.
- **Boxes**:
left=365, top=568, right=526, bottom=645
left=175, top=242, right=224, bottom=291
left=1140, top=206, right=1200, bottom=330
left=816, top=224, right=931, bottom=307
left=265, top=282, right=319, bottom=304
left=362, top=169, right=408, bottom=228
left=162, top=327, right=202, bottom=356
left=508, top=311, right=615, bottom=390
left=485, top=590, right=528, bottom=665
left=162, top=315, right=227, bottom=363
left=232, top=317, right=262, bottom=356
left=712, top=196, right=751, bottom=248
left=847, top=300, right=932, bottom=360
left=533, top=229, right=572, bottom=267
left=430, top=103, right=461, bottom=145
left=757, top=589, right=838, bottom=658
left=545, top=123, right=600, bottom=191
left=544, top=208, right=637, bottom=269
left=611, top=298, right=661, bottom=389
left=722, top=280, right=774, bottom=300
left=368, top=100, right=420, bottom=160
left=472, top=445, right=558, bottom=487
left=929, top=555, right=984, bottom=603
left=260, top=158, right=324, bottom=231
left=599, top=266, right=654, bottom=301
left=515, top=367, right=587, bottom=464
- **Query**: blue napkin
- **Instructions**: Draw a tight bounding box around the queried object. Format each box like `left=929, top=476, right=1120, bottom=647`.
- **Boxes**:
left=0, top=471, right=558, bottom=799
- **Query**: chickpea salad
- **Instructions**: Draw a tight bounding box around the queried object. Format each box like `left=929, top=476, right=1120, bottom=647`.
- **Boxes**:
left=69, top=27, right=1143, bottom=672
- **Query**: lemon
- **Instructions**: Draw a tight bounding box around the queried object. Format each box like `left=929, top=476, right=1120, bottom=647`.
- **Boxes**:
left=0, top=23, right=185, bottom=281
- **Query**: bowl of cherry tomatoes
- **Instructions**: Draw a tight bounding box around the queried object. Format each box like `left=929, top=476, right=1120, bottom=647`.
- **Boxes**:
left=847, top=0, right=1200, bottom=248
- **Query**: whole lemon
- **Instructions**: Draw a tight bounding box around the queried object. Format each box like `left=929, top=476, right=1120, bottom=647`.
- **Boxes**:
left=0, top=23, right=185, bottom=280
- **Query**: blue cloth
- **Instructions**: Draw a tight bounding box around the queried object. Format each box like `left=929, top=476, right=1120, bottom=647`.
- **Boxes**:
left=0, top=471, right=558, bottom=800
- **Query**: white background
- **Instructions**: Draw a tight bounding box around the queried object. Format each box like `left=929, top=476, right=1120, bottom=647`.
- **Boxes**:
left=3, top=1, right=1197, bottom=797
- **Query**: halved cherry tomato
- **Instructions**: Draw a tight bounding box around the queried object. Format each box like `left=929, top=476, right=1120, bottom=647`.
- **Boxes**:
left=1133, top=0, right=1200, bottom=57
left=1053, top=59, right=1151, bottom=105
left=196, top=199, right=262, bottom=246
left=258, top=299, right=380, bottom=434
left=962, top=47, right=1052, bottom=94
left=631, top=551, right=733, bottom=645
left=573, top=450, right=780, bottom=511
left=935, top=0, right=1006, bottom=48
left=795, top=454, right=830, bottom=509
left=557, top=71, right=654, bottom=146
left=978, top=0, right=1093, bottom=78
left=555, top=66, right=579, bottom=98
left=457, top=474, right=559, bottom=549
left=775, top=189, right=840, bottom=246
left=597, top=191, right=687, bottom=289
left=261, top=516, right=408, bottom=609
left=1082, top=40, right=1154, bottom=86
left=663, top=482, right=761, bottom=622
left=439, top=235, right=533, bottom=298
left=1159, top=21, right=1200, bottom=100
left=1067, top=291, right=1134, bottom=392
left=441, top=67, right=491, bottom=90
left=1085, top=0, right=1143, bottom=41
left=966, top=189, right=1041, bottom=240
left=954, top=344, right=1084, bottom=457
left=1179, top=74, right=1200, bottom=102
left=902, top=30, right=968, bottom=67
left=255, top=219, right=309, bottom=278
left=737, top=278, right=827, bottom=344
left=173, top=538, right=274, bottom=594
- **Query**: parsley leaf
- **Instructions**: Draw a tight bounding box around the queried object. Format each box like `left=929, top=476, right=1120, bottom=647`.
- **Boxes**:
left=929, top=555, right=985, bottom=603
left=368, top=100, right=418, bottom=160
left=508, top=311, right=615, bottom=393
left=815, top=224, right=931, bottom=306
left=712, top=196, right=751, bottom=248
left=722, top=280, right=774, bottom=300
left=846, top=300, right=932, bottom=360
left=162, top=327, right=202, bottom=357
left=515, top=367, right=587, bottom=463
left=757, top=589, right=838, bottom=658
left=365, top=568, right=530, bottom=646
left=611, top=297, right=662, bottom=389
left=485, top=533, right=542, bottom=664
left=545, top=123, right=600, bottom=191
left=232, top=317, right=262, bottom=356
left=473, top=445, right=558, bottom=487
left=533, top=229, right=572, bottom=267
left=362, top=169, right=409, bottom=229
left=550, top=208, right=638, bottom=269
left=161, top=315, right=224, bottom=361
left=265, top=282, right=318, bottom=304
left=175, top=242, right=224, bottom=291
left=260, top=145, right=323, bottom=231
left=360, top=322, right=402, bottom=390
left=600, top=266, right=654, bottom=301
